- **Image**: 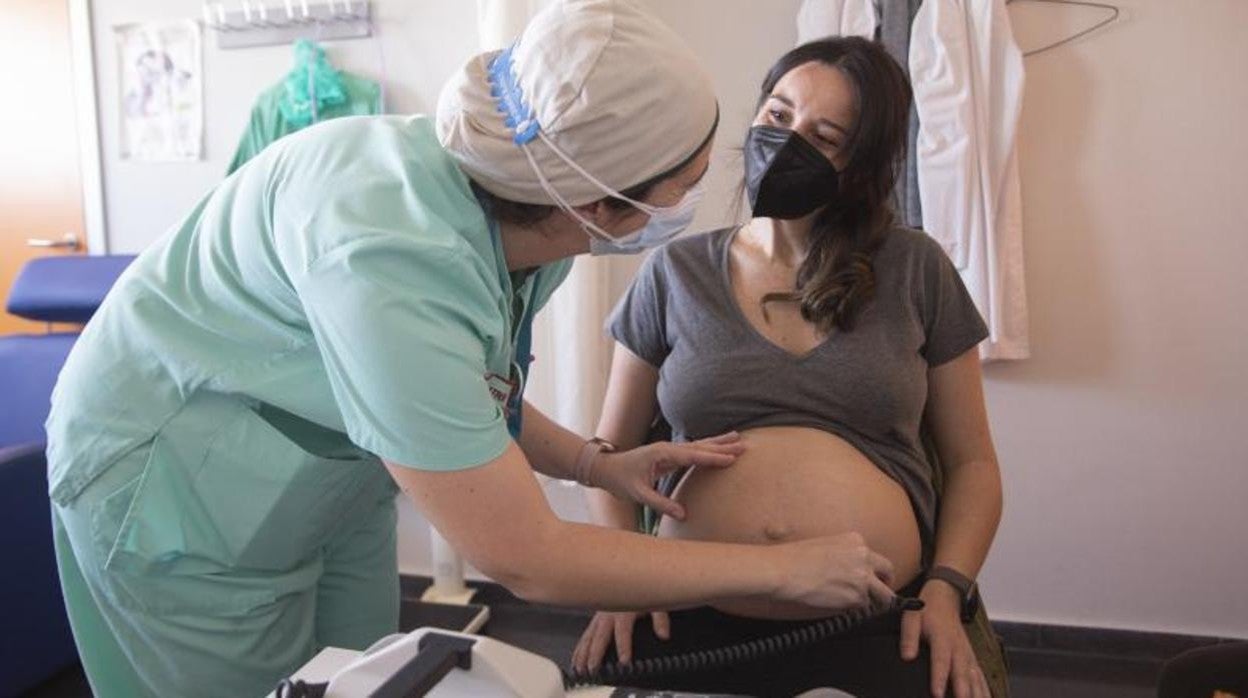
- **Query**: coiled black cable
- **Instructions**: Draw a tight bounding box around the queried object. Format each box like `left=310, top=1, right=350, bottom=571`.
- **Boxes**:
left=562, top=597, right=924, bottom=689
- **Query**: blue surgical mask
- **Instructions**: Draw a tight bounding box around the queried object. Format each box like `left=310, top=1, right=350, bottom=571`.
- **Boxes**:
left=589, top=181, right=705, bottom=256
left=521, top=139, right=704, bottom=255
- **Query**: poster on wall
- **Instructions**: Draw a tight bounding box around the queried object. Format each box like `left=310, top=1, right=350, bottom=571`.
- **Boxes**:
left=115, top=20, right=202, bottom=161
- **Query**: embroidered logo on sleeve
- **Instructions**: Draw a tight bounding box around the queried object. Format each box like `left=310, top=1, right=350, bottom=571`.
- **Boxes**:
left=485, top=369, right=523, bottom=418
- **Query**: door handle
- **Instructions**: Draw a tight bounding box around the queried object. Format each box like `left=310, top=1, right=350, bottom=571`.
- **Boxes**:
left=27, top=233, right=80, bottom=249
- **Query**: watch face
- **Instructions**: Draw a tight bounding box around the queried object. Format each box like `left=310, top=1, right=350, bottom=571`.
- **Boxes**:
left=590, top=437, right=617, bottom=452
left=962, top=586, right=981, bottom=623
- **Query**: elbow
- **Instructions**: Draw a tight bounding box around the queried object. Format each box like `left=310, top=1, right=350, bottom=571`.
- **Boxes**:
left=506, top=574, right=561, bottom=606
left=984, top=459, right=1004, bottom=530
left=988, top=459, right=1004, bottom=515
left=483, top=559, right=563, bottom=606
left=477, top=554, right=529, bottom=595
left=470, top=533, right=565, bottom=606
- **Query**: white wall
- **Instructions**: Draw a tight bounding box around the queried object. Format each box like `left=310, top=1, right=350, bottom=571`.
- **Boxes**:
left=91, top=0, right=478, bottom=252
left=978, top=0, right=1248, bottom=639
left=87, top=1, right=1248, bottom=638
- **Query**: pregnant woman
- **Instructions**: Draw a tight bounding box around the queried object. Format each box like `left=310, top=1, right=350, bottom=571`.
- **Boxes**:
left=572, top=37, right=1004, bottom=698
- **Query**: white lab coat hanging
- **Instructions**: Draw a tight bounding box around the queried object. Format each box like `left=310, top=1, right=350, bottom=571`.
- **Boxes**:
left=910, top=0, right=1031, bottom=360
left=797, top=0, right=879, bottom=43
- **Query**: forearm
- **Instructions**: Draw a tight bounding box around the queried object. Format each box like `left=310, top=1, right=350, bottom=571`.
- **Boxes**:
left=930, top=458, right=1003, bottom=579
left=510, top=519, right=781, bottom=611
left=389, top=443, right=782, bottom=616
left=586, top=487, right=639, bottom=530
left=584, top=345, right=656, bottom=531
left=516, top=400, right=585, bottom=481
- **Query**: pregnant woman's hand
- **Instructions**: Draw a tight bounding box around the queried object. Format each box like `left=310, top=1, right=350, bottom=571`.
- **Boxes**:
left=774, top=532, right=897, bottom=611
left=571, top=610, right=671, bottom=675
left=592, top=432, right=745, bottom=520
left=900, top=582, right=991, bottom=698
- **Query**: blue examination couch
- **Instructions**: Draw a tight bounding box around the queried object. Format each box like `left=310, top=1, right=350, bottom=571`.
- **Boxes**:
left=0, top=254, right=134, bottom=696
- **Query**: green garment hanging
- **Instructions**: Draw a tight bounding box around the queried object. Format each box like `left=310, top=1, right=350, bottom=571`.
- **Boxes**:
left=227, top=39, right=382, bottom=174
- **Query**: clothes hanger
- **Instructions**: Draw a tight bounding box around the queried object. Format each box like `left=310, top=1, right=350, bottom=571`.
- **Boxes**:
left=1006, top=0, right=1121, bottom=57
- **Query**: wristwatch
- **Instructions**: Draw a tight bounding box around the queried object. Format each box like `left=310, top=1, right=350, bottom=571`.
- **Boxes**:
left=573, top=437, right=617, bottom=488
left=926, top=565, right=980, bottom=623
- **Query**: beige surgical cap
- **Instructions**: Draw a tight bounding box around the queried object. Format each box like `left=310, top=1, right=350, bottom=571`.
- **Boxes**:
left=436, top=0, right=718, bottom=206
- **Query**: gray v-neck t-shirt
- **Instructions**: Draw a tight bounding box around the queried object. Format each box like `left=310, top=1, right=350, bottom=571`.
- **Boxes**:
left=606, top=226, right=989, bottom=542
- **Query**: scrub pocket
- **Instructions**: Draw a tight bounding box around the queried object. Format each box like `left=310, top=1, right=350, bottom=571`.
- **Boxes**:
left=101, top=394, right=382, bottom=590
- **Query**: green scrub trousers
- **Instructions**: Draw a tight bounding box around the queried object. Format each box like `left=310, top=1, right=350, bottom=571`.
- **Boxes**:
left=51, top=396, right=400, bottom=697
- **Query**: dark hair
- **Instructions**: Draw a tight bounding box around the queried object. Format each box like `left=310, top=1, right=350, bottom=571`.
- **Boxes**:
left=473, top=116, right=718, bottom=227
left=757, top=37, right=912, bottom=333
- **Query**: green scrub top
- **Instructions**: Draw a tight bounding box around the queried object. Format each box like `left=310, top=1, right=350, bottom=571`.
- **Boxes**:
left=46, top=114, right=572, bottom=507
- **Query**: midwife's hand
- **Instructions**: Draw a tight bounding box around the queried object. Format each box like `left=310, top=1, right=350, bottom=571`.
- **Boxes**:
left=589, top=432, right=744, bottom=520
left=773, top=533, right=897, bottom=611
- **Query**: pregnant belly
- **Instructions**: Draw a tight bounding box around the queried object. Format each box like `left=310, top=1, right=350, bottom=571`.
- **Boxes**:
left=657, top=426, right=922, bottom=619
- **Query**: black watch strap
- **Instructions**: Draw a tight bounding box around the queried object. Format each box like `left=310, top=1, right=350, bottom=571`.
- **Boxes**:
left=927, top=565, right=980, bottom=623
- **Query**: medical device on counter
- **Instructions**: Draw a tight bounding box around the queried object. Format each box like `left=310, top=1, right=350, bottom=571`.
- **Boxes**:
left=273, top=597, right=922, bottom=697
left=274, top=628, right=565, bottom=698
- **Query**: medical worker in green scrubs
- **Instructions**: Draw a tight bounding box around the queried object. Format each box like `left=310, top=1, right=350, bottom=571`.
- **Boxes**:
left=46, top=1, right=899, bottom=695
